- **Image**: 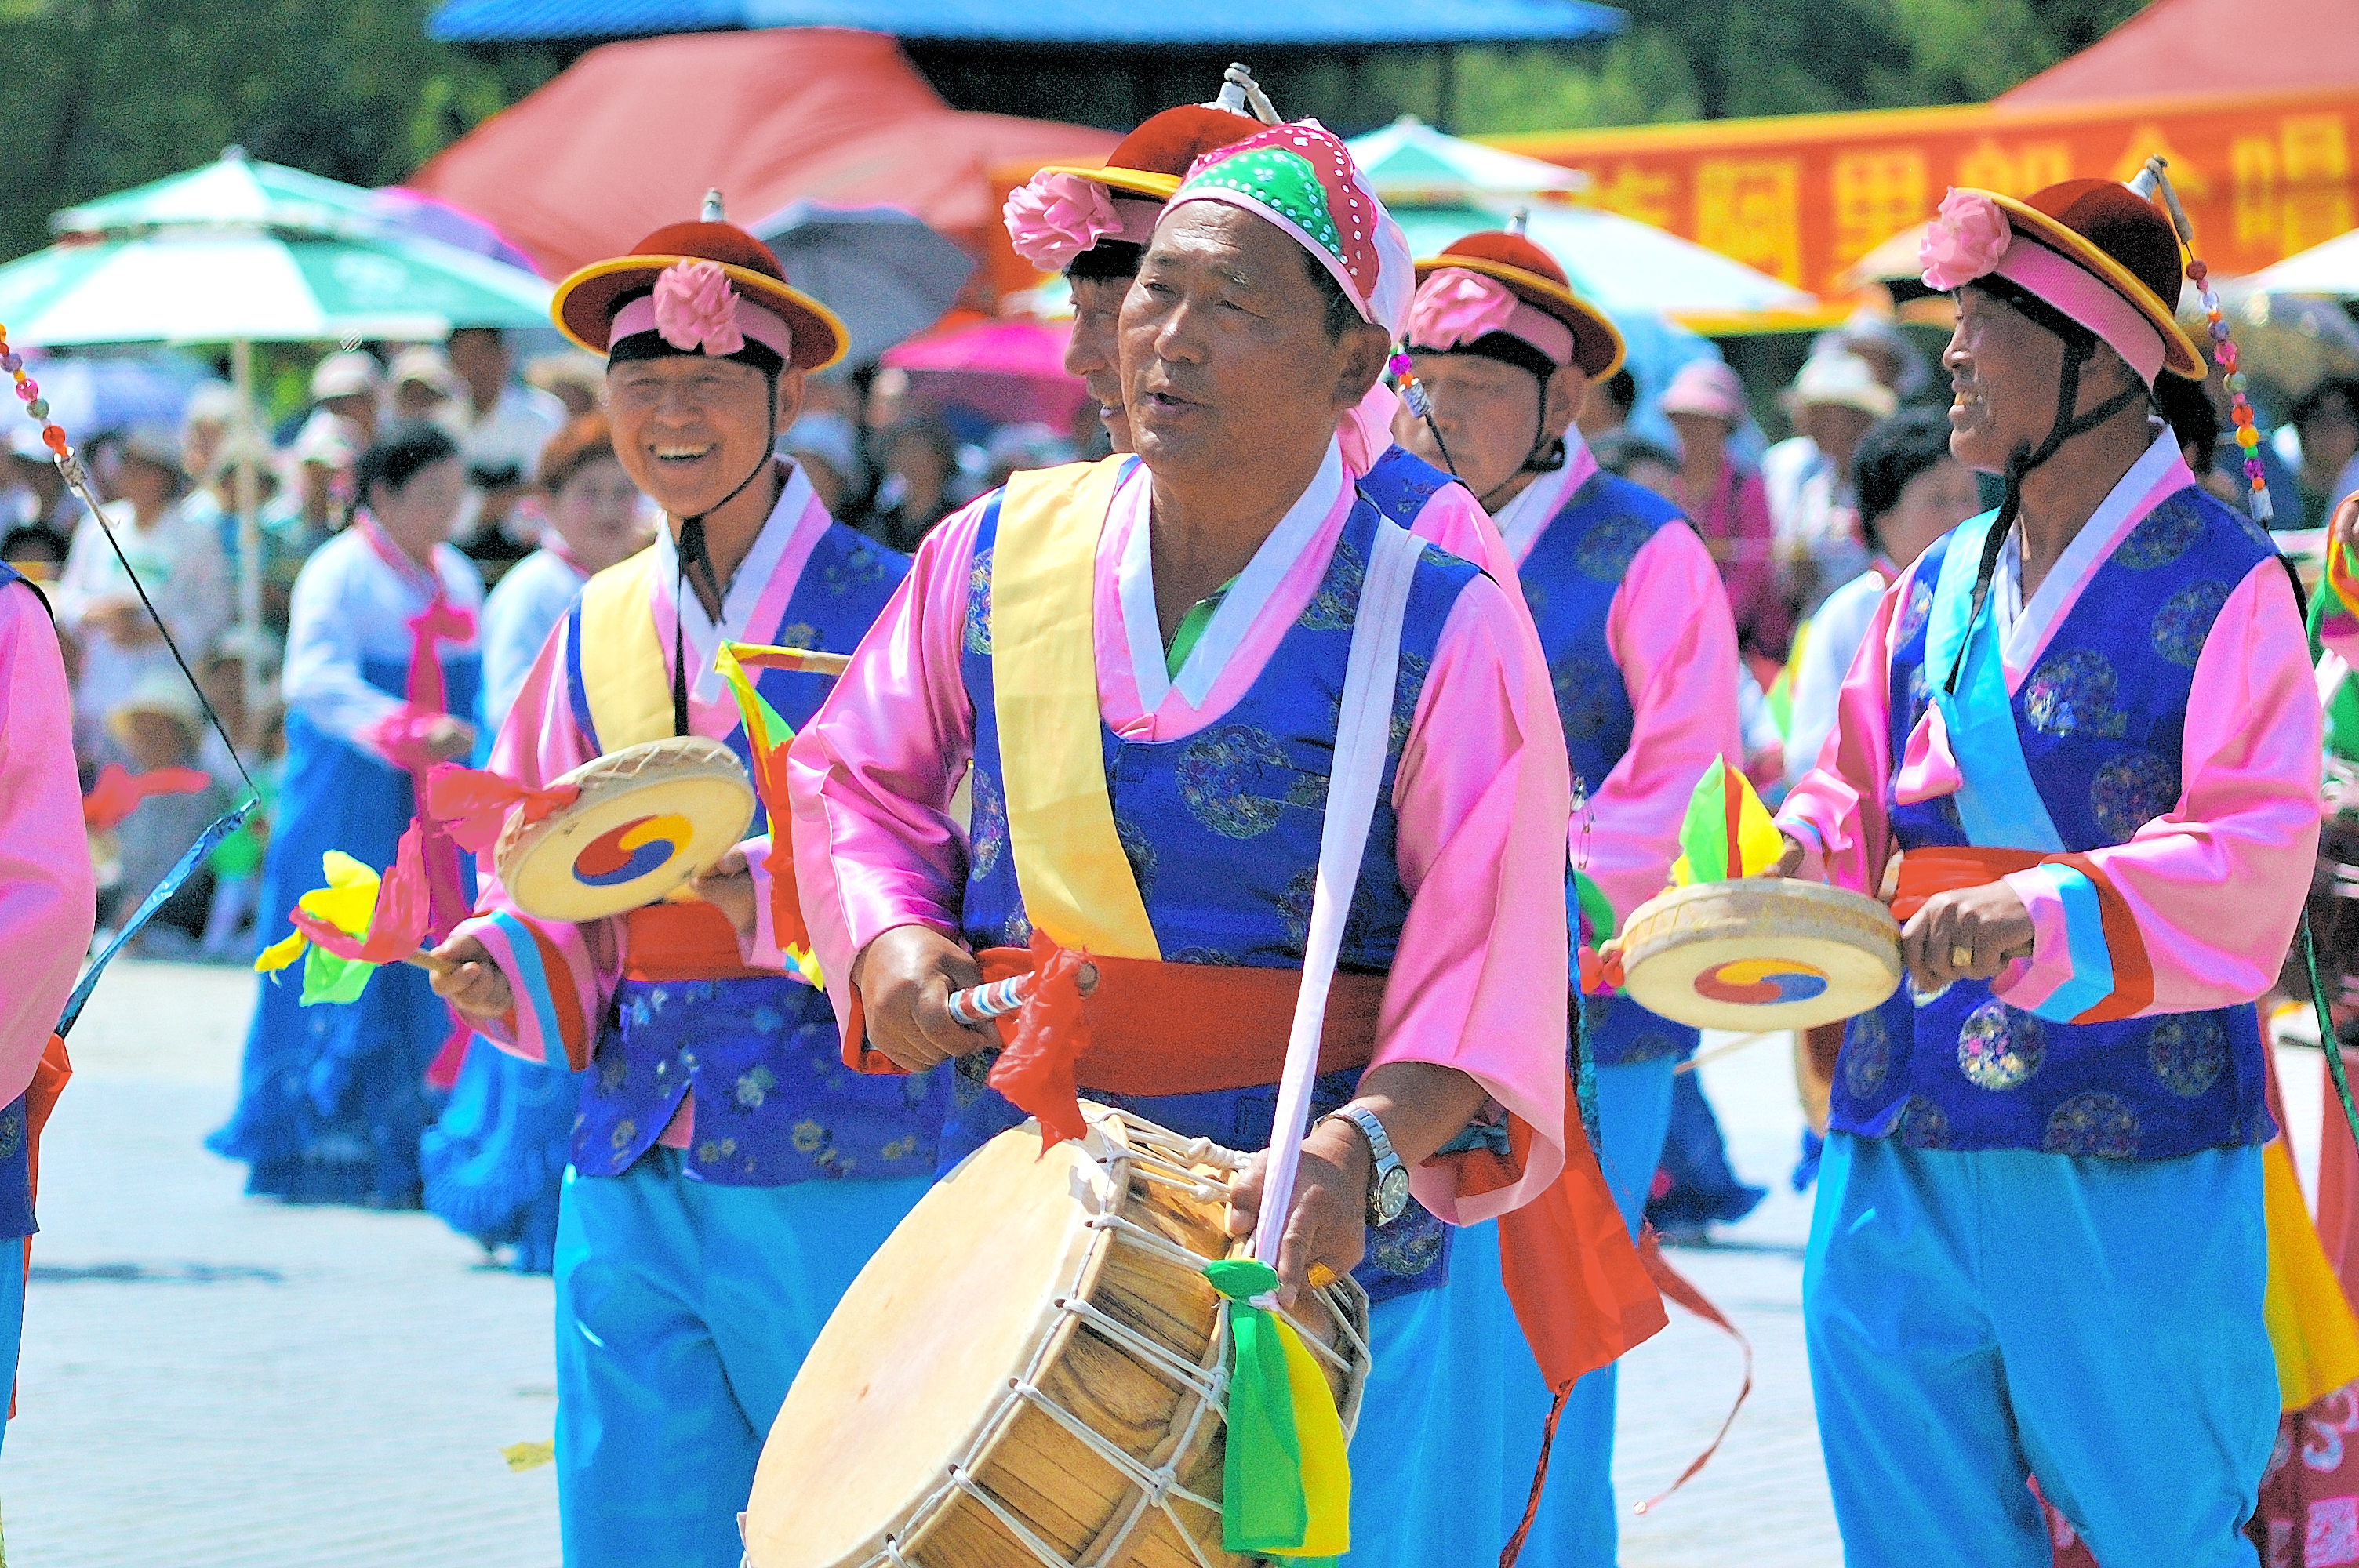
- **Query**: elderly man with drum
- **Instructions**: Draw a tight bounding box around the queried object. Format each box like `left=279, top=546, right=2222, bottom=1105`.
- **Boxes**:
left=1392, top=223, right=1742, bottom=1563
left=791, top=122, right=1657, bottom=1565
left=1772, top=176, right=2319, bottom=1564
left=427, top=211, right=947, bottom=1566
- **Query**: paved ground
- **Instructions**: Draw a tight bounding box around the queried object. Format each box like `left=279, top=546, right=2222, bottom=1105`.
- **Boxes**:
left=21, top=960, right=2328, bottom=1564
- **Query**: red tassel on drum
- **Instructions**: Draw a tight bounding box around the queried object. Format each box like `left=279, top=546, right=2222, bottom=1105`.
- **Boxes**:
left=424, top=764, right=580, bottom=853
left=986, top=933, right=1093, bottom=1150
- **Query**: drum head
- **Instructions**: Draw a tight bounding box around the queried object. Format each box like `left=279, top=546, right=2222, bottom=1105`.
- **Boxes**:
left=745, top=1120, right=1118, bottom=1568
left=498, top=738, right=754, bottom=924
left=1618, top=879, right=1902, bottom=1033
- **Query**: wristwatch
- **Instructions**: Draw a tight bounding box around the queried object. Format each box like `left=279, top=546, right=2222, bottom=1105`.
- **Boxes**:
left=1325, top=1103, right=1410, bottom=1228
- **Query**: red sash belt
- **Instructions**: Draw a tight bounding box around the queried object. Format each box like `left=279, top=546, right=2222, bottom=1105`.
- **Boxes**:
left=622, top=900, right=776, bottom=985
left=1891, top=845, right=2154, bottom=1022
left=972, top=947, right=1383, bottom=1096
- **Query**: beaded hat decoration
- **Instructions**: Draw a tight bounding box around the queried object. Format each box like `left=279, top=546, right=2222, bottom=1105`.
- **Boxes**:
left=2130, top=158, right=2272, bottom=523
left=1165, top=119, right=1416, bottom=339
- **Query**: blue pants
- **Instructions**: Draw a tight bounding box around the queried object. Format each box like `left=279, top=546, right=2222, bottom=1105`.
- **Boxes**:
left=0, top=1236, right=21, bottom=1457
left=1804, top=1133, right=2274, bottom=1568
left=553, top=1153, right=930, bottom=1568
left=1346, top=1059, right=1676, bottom=1566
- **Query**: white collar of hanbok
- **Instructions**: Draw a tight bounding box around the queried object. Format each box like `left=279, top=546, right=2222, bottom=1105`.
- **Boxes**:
left=1115, top=437, right=1346, bottom=712
left=652, top=460, right=823, bottom=704
left=1489, top=429, right=1599, bottom=568
left=1992, top=423, right=2183, bottom=677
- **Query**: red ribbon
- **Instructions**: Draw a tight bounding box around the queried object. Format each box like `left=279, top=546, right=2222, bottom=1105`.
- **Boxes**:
left=983, top=933, right=1093, bottom=1151
left=81, top=762, right=212, bottom=829
left=424, top=764, right=579, bottom=854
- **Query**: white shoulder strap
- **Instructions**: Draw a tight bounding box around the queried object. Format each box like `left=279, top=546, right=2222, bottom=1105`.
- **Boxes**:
left=1253, top=519, right=1423, bottom=1272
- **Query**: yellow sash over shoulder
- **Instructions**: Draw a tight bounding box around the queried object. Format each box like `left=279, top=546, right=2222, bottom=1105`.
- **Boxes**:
left=991, top=458, right=1160, bottom=960
left=575, top=545, right=673, bottom=751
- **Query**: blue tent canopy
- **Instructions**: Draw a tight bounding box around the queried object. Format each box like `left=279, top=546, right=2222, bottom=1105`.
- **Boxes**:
left=427, top=0, right=1625, bottom=45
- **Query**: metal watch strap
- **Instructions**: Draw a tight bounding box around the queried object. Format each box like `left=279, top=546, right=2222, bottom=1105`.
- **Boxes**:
left=1327, top=1104, right=1405, bottom=1225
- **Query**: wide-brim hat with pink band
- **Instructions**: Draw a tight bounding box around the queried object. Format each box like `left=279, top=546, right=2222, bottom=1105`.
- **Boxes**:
left=1005, top=103, right=1264, bottom=274
left=1406, top=230, right=1624, bottom=381
left=551, top=218, right=848, bottom=372
left=1919, top=178, right=2202, bottom=383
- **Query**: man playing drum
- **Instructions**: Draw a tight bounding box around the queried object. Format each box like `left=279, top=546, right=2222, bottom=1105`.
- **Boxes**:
left=1392, top=225, right=1742, bottom=1563
left=791, top=122, right=1656, bottom=1564
left=427, top=213, right=947, bottom=1566
left=1772, top=176, right=2320, bottom=1563
left=1003, top=79, right=1520, bottom=585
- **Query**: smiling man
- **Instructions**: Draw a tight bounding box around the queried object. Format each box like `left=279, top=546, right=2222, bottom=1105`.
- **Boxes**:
left=792, top=122, right=1657, bottom=1565
left=426, top=212, right=947, bottom=1567
left=1773, top=178, right=2319, bottom=1564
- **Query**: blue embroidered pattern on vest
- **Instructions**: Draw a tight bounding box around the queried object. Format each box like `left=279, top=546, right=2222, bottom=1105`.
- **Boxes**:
left=1354, top=444, right=1453, bottom=529
left=570, top=524, right=951, bottom=1186
left=1520, top=470, right=1703, bottom=1068
left=0, top=1091, right=30, bottom=1242
left=947, top=488, right=1480, bottom=1300
left=1834, top=486, right=2274, bottom=1160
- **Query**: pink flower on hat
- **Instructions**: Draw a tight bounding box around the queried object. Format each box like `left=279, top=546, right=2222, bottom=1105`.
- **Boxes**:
left=652, top=260, right=746, bottom=357
left=1406, top=269, right=1521, bottom=350
left=1921, top=189, right=2012, bottom=292
left=1003, top=172, right=1123, bottom=273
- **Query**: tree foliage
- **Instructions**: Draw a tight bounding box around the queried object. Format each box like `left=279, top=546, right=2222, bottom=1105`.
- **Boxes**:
left=1456, top=0, right=2153, bottom=132
left=0, top=0, right=554, bottom=256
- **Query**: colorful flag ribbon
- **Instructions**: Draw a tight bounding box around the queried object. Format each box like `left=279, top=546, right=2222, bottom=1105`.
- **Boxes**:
left=715, top=641, right=826, bottom=988
left=255, top=822, right=435, bottom=1004
left=1201, top=1257, right=1349, bottom=1561
left=1669, top=757, right=1784, bottom=887
left=982, top=933, right=1092, bottom=1149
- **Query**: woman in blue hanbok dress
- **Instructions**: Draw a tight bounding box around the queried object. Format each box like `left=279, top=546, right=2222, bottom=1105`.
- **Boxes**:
left=209, top=422, right=482, bottom=1206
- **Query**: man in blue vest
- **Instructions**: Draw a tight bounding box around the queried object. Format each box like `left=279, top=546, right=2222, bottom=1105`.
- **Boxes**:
left=1393, top=224, right=1744, bottom=1563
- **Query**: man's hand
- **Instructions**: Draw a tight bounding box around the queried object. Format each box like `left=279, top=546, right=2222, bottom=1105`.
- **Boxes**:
left=690, top=846, right=757, bottom=944
left=2332, top=490, right=2359, bottom=571
left=1899, top=880, right=2034, bottom=994
left=1762, top=831, right=1806, bottom=879
left=428, top=931, right=513, bottom=1022
left=422, top=715, right=475, bottom=763
left=1223, top=1117, right=1371, bottom=1306
left=850, top=924, right=991, bottom=1072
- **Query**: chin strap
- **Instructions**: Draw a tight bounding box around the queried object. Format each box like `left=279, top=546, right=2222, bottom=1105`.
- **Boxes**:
left=671, top=395, right=781, bottom=736
left=1943, top=333, right=2151, bottom=698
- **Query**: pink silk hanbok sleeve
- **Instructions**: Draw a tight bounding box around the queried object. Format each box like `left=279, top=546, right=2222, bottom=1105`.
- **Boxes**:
left=1774, top=558, right=1917, bottom=895
left=1581, top=523, right=1744, bottom=927
left=787, top=496, right=986, bottom=1032
left=1383, top=572, right=1573, bottom=1222
left=1997, top=557, right=2321, bottom=1017
left=0, top=589, right=94, bottom=1105
left=449, top=617, right=612, bottom=1067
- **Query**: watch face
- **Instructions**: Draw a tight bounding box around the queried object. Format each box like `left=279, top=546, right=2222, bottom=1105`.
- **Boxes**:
left=1373, top=1164, right=1412, bottom=1225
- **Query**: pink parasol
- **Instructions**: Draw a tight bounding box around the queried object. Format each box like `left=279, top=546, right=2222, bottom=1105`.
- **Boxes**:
left=879, top=317, right=1089, bottom=429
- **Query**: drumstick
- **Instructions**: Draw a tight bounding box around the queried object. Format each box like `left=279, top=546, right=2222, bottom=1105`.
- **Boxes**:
left=401, top=949, right=455, bottom=978
left=944, top=961, right=1100, bottom=1028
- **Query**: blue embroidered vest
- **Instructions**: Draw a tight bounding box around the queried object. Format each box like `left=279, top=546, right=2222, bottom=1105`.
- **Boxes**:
left=1355, top=443, right=1455, bottom=530
left=1837, top=487, right=2277, bottom=1160
left=0, top=562, right=37, bottom=1240
left=562, top=522, right=951, bottom=1185
left=953, top=485, right=1486, bottom=1299
left=1521, top=470, right=1703, bottom=1067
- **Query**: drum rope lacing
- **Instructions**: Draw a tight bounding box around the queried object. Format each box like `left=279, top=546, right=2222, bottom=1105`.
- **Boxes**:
left=854, top=1120, right=1369, bottom=1568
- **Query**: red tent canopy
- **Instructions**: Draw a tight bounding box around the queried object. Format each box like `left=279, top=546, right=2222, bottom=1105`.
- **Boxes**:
left=409, top=29, right=1117, bottom=280
left=1997, top=0, right=2359, bottom=107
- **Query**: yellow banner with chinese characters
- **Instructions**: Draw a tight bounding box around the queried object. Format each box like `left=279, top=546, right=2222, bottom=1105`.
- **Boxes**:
left=1491, top=87, right=2359, bottom=303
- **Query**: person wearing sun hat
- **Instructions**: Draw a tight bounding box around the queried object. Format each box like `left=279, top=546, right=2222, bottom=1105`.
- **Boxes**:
left=1393, top=220, right=1741, bottom=1564
left=1003, top=75, right=1521, bottom=587
left=797, top=119, right=1659, bottom=1566
left=426, top=197, right=948, bottom=1567
left=1770, top=174, right=2319, bottom=1564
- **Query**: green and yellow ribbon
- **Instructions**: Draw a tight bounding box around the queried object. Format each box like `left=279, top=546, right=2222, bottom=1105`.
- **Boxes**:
left=1204, top=1258, right=1349, bottom=1561
left=254, top=850, right=391, bottom=1004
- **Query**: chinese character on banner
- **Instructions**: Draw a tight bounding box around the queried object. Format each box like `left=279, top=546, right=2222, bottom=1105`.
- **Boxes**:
left=1590, top=162, right=1677, bottom=230
left=2281, top=114, right=2355, bottom=255
left=1832, top=149, right=1928, bottom=267
left=1695, top=158, right=1803, bottom=285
